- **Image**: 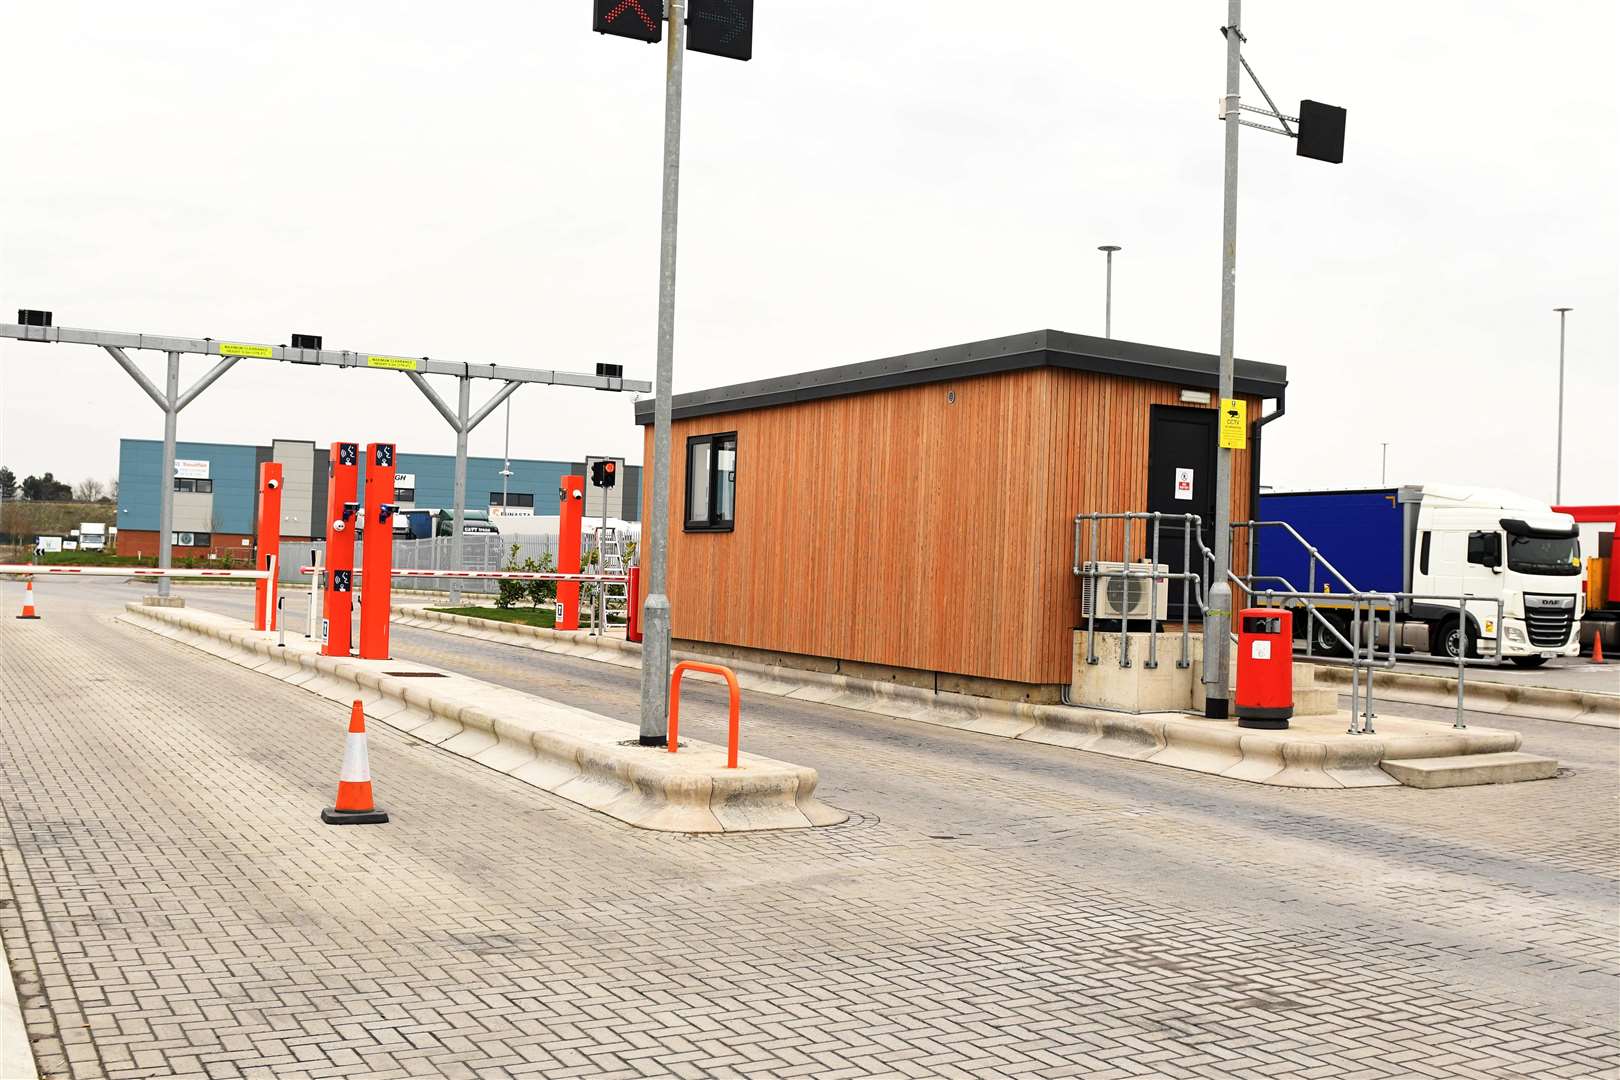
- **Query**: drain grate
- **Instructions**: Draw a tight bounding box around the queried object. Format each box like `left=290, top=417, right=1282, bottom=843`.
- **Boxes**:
left=384, top=671, right=448, bottom=678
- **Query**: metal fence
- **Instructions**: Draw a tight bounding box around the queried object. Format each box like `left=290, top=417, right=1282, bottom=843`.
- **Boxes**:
left=278, top=532, right=619, bottom=595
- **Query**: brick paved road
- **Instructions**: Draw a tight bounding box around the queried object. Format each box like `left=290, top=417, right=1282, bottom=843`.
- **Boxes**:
left=1, top=581, right=1616, bottom=1080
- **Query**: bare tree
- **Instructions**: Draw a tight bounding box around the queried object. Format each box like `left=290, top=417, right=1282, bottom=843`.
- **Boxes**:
left=74, top=478, right=105, bottom=502
left=107, top=476, right=119, bottom=500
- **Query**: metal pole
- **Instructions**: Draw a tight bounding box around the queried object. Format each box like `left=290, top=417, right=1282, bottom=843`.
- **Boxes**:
left=1454, top=595, right=1467, bottom=729
left=1380, top=441, right=1388, bottom=486
left=1204, top=2, right=1242, bottom=720
left=501, top=397, right=512, bottom=514
left=1554, top=307, right=1571, bottom=503
left=158, top=351, right=179, bottom=598
left=639, top=0, right=686, bottom=747
left=1098, top=245, right=1121, bottom=338
left=450, top=376, right=470, bottom=606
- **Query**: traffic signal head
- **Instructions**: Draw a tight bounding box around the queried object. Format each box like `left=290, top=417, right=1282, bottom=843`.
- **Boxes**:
left=687, top=0, right=752, bottom=61
left=1296, top=100, right=1346, bottom=164
left=590, top=460, right=618, bottom=489
left=594, top=0, right=662, bottom=43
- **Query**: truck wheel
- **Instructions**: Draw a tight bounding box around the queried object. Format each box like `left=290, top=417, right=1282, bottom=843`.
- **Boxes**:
left=1308, top=612, right=1349, bottom=657
left=1509, top=656, right=1548, bottom=669
left=1434, top=618, right=1479, bottom=660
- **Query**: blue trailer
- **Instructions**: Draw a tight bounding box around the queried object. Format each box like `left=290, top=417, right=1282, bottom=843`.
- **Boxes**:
left=1256, top=488, right=1406, bottom=596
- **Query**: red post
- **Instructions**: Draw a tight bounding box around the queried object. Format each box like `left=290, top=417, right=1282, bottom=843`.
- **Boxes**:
left=321, top=442, right=360, bottom=657
left=358, top=442, right=397, bottom=660
left=556, top=475, right=585, bottom=630
left=253, top=462, right=283, bottom=631
left=668, top=661, right=741, bottom=768
left=626, top=565, right=643, bottom=642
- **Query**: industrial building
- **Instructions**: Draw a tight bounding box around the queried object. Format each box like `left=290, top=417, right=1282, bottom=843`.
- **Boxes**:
left=637, top=330, right=1287, bottom=699
left=114, top=438, right=641, bottom=559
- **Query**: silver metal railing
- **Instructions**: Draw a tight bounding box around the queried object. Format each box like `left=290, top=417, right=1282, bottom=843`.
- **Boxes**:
left=1072, top=512, right=1206, bottom=671
left=1072, top=511, right=1501, bottom=729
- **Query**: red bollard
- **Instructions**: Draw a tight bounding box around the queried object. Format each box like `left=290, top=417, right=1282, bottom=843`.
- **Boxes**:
left=358, top=442, right=396, bottom=660
left=253, top=462, right=283, bottom=631
left=321, top=442, right=360, bottom=657
left=626, top=565, right=643, bottom=642
left=555, top=475, right=585, bottom=630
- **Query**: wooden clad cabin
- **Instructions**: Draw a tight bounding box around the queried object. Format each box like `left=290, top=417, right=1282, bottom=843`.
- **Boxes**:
left=636, top=330, right=1288, bottom=698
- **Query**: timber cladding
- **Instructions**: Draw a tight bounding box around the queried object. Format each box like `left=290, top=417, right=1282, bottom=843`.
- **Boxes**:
left=641, top=367, right=1259, bottom=687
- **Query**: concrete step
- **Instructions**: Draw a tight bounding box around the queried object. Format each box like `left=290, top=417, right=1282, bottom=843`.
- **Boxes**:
left=1380, top=752, right=1560, bottom=789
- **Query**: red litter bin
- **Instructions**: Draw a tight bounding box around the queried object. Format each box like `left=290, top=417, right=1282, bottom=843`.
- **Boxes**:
left=1236, top=608, right=1293, bottom=729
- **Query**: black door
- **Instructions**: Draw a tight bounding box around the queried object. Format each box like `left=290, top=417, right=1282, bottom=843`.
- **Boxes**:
left=1146, top=405, right=1217, bottom=622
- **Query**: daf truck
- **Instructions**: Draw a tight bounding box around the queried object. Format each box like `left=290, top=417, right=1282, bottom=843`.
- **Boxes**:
left=1256, top=485, right=1584, bottom=667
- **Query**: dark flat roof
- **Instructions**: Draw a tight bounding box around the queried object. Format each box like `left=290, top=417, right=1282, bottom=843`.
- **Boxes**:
left=633, top=329, right=1287, bottom=424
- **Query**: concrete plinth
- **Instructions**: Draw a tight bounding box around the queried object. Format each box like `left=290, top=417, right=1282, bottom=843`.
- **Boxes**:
left=1069, top=632, right=1196, bottom=713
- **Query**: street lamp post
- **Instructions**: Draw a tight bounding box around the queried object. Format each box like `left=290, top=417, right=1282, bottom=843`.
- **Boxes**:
left=1098, top=245, right=1121, bottom=339
left=1554, top=307, right=1571, bottom=503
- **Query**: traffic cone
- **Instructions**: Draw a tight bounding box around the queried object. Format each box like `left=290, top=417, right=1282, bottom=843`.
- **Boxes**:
left=15, top=581, right=40, bottom=620
left=1593, top=634, right=1605, bottom=665
left=321, top=700, right=389, bottom=825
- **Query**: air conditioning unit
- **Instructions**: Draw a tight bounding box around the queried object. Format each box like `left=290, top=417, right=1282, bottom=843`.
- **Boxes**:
left=1080, top=561, right=1171, bottom=621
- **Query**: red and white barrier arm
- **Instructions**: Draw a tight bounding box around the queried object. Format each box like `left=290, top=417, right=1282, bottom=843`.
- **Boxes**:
left=0, top=565, right=271, bottom=579
left=298, top=567, right=629, bottom=583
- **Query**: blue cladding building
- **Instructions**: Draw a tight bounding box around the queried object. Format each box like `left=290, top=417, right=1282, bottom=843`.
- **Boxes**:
left=114, top=437, right=640, bottom=558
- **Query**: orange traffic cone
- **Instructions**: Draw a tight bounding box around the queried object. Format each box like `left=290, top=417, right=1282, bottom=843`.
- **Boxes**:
left=1593, top=634, right=1606, bottom=665
left=321, top=700, right=389, bottom=825
left=15, top=580, right=40, bottom=620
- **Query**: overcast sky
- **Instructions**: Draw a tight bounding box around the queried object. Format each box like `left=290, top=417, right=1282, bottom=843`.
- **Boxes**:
left=2, top=1, right=1615, bottom=504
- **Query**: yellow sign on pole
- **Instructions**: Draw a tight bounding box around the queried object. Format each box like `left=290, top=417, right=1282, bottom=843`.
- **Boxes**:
left=1219, top=398, right=1247, bottom=450
left=366, top=355, right=419, bottom=371
left=218, top=342, right=274, bottom=359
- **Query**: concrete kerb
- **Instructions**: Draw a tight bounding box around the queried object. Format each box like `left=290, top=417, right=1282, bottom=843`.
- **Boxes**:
left=118, top=603, right=841, bottom=833
left=1308, top=662, right=1618, bottom=728
left=391, top=604, right=1535, bottom=790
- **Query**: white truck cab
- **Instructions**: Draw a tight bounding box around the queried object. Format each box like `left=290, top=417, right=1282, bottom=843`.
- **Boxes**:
left=1403, top=484, right=1583, bottom=666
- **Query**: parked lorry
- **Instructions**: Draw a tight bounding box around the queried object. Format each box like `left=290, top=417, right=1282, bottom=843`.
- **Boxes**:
left=1256, top=484, right=1584, bottom=667
left=1554, top=504, right=1619, bottom=654
left=78, top=522, right=109, bottom=551
left=392, top=508, right=501, bottom=540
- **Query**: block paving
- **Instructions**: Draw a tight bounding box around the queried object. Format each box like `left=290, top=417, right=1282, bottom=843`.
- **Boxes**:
left=0, top=581, right=1616, bottom=1079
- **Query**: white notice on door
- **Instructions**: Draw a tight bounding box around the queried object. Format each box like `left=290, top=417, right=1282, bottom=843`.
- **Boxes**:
left=1174, top=467, right=1194, bottom=500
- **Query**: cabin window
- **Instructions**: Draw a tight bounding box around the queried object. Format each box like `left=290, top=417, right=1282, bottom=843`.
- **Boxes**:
left=1466, top=531, right=1501, bottom=568
left=1419, top=532, right=1431, bottom=575
left=684, top=432, right=737, bottom=532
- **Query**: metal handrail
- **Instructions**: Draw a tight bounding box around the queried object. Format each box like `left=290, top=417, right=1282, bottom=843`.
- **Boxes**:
left=1073, top=512, right=1205, bottom=671
left=1071, top=510, right=1500, bottom=728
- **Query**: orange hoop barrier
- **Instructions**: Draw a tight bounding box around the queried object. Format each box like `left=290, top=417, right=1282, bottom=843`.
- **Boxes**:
left=668, top=661, right=741, bottom=768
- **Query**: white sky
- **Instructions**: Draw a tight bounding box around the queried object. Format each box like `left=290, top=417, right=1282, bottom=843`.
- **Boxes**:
left=1, top=1, right=1615, bottom=504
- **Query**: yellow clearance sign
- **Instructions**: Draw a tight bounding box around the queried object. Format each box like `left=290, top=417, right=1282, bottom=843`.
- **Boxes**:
left=1219, top=398, right=1247, bottom=450
left=366, top=355, right=418, bottom=371
left=219, top=342, right=274, bottom=359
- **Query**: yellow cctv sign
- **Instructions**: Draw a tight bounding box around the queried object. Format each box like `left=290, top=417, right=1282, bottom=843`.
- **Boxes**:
left=1219, top=398, right=1247, bottom=450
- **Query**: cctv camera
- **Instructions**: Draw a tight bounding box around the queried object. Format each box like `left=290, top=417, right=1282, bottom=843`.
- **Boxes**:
left=267, top=478, right=281, bottom=489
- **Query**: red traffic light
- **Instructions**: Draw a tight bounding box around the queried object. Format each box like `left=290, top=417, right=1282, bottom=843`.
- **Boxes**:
left=594, top=0, right=662, bottom=43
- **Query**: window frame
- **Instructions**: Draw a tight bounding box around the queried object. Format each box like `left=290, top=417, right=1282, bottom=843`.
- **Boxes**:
left=683, top=431, right=737, bottom=533
left=489, top=491, right=534, bottom=509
